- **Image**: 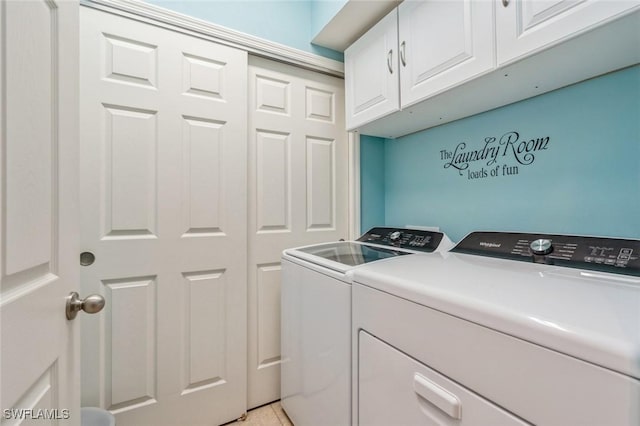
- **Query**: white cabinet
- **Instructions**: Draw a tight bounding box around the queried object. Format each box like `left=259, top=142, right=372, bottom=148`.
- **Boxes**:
left=398, top=0, right=495, bottom=108
left=345, top=0, right=494, bottom=130
left=345, top=0, right=640, bottom=137
left=345, top=8, right=399, bottom=130
left=497, top=0, right=640, bottom=65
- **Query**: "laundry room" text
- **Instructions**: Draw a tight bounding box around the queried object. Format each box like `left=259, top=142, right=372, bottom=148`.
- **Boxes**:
left=440, top=131, right=551, bottom=179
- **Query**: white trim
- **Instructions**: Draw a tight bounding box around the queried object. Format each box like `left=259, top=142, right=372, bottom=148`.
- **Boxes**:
left=81, top=0, right=344, bottom=77
left=312, top=0, right=398, bottom=52
left=348, top=132, right=361, bottom=239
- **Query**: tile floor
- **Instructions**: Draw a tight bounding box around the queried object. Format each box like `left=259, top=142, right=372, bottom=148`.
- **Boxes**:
left=224, top=401, right=293, bottom=426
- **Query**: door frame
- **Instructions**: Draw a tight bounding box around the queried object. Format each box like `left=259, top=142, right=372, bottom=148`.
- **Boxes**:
left=348, top=132, right=361, bottom=238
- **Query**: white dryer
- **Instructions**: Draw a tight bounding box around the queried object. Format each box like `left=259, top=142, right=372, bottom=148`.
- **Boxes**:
left=280, top=227, right=453, bottom=426
left=352, top=231, right=640, bottom=425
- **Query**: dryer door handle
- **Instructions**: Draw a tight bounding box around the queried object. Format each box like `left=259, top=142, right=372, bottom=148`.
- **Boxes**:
left=413, top=373, right=462, bottom=419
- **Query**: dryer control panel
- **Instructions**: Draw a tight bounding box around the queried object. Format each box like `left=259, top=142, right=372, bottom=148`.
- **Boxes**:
left=357, top=227, right=444, bottom=253
left=452, top=232, right=640, bottom=276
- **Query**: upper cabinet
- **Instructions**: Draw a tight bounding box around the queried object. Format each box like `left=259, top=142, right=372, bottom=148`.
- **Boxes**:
left=398, top=0, right=494, bottom=108
left=345, top=0, right=640, bottom=137
left=345, top=9, right=399, bottom=130
left=497, top=0, right=639, bottom=65
left=345, top=0, right=494, bottom=130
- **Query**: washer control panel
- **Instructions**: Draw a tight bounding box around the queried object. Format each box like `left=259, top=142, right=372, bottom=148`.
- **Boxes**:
left=452, top=232, right=640, bottom=276
left=358, top=227, right=444, bottom=253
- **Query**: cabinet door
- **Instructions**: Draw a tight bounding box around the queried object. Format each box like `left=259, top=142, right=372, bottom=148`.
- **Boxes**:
left=398, top=0, right=495, bottom=108
left=345, top=8, right=399, bottom=130
left=496, top=0, right=640, bottom=65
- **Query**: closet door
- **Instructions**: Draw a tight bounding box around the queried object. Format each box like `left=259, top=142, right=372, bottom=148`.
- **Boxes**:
left=79, top=7, right=247, bottom=425
left=247, top=56, right=349, bottom=408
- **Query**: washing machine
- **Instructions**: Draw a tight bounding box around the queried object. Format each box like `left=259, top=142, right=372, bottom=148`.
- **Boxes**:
left=352, top=231, right=640, bottom=425
left=280, top=227, right=454, bottom=426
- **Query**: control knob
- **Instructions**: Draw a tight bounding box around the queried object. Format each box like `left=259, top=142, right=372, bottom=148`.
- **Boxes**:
left=389, top=231, right=403, bottom=241
left=530, top=239, right=553, bottom=256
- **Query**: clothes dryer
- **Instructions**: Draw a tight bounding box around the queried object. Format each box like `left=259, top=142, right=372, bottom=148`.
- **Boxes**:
left=352, top=232, right=640, bottom=425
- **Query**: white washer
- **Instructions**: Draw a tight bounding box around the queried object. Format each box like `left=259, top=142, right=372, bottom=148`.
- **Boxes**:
left=280, top=227, right=454, bottom=426
left=352, top=231, right=640, bottom=425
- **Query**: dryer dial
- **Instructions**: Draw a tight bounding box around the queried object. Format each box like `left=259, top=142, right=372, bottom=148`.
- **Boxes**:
left=530, top=239, right=553, bottom=255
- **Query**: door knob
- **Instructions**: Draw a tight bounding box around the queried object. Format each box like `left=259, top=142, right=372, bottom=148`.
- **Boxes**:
left=66, top=292, right=105, bottom=320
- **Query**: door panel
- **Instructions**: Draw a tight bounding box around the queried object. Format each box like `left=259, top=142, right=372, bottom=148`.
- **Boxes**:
left=182, top=270, right=227, bottom=390
left=80, top=7, right=247, bottom=425
left=306, top=137, right=336, bottom=230
left=256, top=131, right=291, bottom=232
left=104, top=105, right=158, bottom=237
left=256, top=263, right=285, bottom=368
left=105, top=276, right=157, bottom=409
left=4, top=0, right=54, bottom=277
left=1, top=0, right=79, bottom=423
left=247, top=56, right=349, bottom=408
left=181, top=118, right=224, bottom=235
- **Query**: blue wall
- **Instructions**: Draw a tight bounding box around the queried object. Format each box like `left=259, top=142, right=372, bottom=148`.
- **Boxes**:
left=360, top=135, right=386, bottom=232
left=145, top=0, right=343, bottom=61
left=361, top=65, right=640, bottom=242
left=310, top=0, right=348, bottom=39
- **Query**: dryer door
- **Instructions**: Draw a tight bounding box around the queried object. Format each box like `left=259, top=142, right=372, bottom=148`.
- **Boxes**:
left=358, top=331, right=530, bottom=425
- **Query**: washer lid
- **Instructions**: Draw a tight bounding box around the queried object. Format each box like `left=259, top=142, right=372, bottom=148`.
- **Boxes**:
left=353, top=253, right=640, bottom=380
left=286, top=241, right=411, bottom=272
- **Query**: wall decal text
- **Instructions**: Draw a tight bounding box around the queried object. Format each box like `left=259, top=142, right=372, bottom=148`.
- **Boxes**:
left=440, top=131, right=551, bottom=180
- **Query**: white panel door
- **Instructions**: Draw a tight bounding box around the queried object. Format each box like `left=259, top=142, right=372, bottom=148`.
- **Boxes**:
left=398, top=0, right=495, bottom=108
left=247, top=56, right=349, bottom=408
left=344, top=8, right=399, bottom=130
left=80, top=7, right=247, bottom=425
left=496, top=0, right=640, bottom=65
left=1, top=0, right=80, bottom=424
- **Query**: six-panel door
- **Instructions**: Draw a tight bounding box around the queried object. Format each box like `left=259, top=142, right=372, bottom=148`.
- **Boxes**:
left=1, top=0, right=80, bottom=424
left=247, top=56, right=349, bottom=409
left=79, top=8, right=248, bottom=425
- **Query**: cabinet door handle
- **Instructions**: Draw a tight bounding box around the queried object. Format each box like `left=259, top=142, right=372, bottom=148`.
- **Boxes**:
left=502, top=0, right=510, bottom=7
left=387, top=49, right=393, bottom=74
left=413, top=373, right=462, bottom=419
left=400, top=41, right=407, bottom=67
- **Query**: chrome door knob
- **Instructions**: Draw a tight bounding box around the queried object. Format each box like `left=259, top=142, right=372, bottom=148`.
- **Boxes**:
left=66, top=292, right=105, bottom=320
